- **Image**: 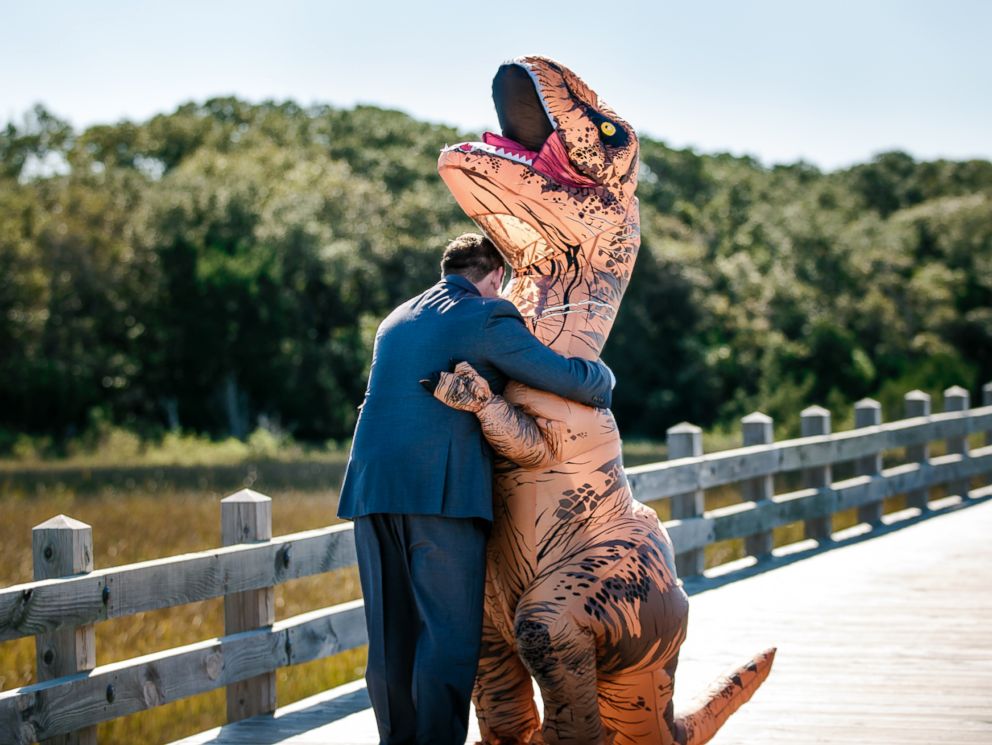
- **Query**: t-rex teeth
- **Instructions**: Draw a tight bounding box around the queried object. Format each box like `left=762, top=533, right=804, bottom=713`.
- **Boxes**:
left=443, top=141, right=537, bottom=169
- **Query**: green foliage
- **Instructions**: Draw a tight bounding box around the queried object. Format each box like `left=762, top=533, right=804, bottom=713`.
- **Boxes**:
left=875, top=353, right=977, bottom=420
left=0, top=99, right=988, bottom=444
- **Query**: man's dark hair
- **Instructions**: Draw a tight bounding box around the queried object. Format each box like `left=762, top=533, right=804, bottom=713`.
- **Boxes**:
left=440, top=233, right=504, bottom=282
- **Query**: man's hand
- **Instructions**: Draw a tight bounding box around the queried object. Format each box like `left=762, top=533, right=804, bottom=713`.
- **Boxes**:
left=421, top=361, right=493, bottom=413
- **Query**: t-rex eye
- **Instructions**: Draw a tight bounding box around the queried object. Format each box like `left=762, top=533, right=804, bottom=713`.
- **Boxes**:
left=599, top=121, right=617, bottom=137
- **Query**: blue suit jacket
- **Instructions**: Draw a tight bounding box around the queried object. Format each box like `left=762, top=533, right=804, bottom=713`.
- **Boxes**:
left=337, top=274, right=612, bottom=522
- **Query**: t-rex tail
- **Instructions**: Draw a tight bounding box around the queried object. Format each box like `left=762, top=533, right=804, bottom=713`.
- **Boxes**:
left=674, top=647, right=776, bottom=745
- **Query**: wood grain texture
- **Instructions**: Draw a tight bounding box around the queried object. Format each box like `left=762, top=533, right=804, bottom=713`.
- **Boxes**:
left=672, top=495, right=992, bottom=744
left=0, top=523, right=356, bottom=642
left=801, top=406, right=832, bottom=542
left=984, top=383, right=992, bottom=447
left=31, top=515, right=97, bottom=745
left=0, top=602, right=367, bottom=744
left=741, top=412, right=774, bottom=558
left=626, top=405, right=992, bottom=500
left=169, top=497, right=992, bottom=744
left=854, top=399, right=884, bottom=526
left=682, top=448, right=992, bottom=549
left=667, top=422, right=706, bottom=576
left=222, top=491, right=276, bottom=722
left=903, top=391, right=932, bottom=511
left=943, top=387, right=971, bottom=500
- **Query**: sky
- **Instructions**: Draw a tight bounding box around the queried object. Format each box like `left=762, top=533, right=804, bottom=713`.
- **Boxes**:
left=2, top=0, right=990, bottom=171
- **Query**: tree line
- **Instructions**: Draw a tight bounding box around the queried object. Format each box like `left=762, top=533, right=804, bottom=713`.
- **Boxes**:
left=1, top=98, right=989, bottom=451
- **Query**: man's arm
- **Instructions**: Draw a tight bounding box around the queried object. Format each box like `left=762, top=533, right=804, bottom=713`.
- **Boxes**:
left=481, top=302, right=612, bottom=408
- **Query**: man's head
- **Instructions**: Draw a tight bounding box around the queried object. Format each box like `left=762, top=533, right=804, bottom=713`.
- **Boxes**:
left=440, top=233, right=505, bottom=297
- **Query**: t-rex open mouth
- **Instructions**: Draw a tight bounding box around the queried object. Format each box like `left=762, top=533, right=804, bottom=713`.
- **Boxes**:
left=492, top=62, right=554, bottom=150
left=442, top=61, right=599, bottom=190
left=443, top=130, right=599, bottom=191
left=481, top=131, right=599, bottom=189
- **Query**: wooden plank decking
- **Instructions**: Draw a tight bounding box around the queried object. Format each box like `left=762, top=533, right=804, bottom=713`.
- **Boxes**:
left=175, top=494, right=992, bottom=744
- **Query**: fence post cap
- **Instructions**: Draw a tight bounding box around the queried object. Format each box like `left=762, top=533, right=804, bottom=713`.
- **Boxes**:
left=666, top=421, right=702, bottom=435
left=943, top=385, right=969, bottom=397
left=741, top=411, right=773, bottom=424
left=222, top=489, right=271, bottom=504
left=800, top=405, right=831, bottom=418
left=983, top=381, right=992, bottom=392
left=854, top=398, right=881, bottom=410
left=904, top=389, right=931, bottom=401
left=32, top=514, right=91, bottom=531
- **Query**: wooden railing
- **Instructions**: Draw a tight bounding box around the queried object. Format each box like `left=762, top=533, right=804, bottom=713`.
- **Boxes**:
left=1, top=383, right=991, bottom=744
left=628, top=385, right=992, bottom=575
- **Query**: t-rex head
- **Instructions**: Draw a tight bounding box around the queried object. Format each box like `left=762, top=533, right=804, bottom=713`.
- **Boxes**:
left=438, top=56, right=640, bottom=358
left=489, top=56, right=639, bottom=202
left=438, top=56, right=639, bottom=265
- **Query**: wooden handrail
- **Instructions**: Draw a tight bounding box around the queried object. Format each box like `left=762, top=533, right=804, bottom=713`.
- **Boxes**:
left=626, top=406, right=992, bottom=500
left=0, top=523, right=356, bottom=643
left=666, top=448, right=992, bottom=551
left=0, top=601, right=367, bottom=745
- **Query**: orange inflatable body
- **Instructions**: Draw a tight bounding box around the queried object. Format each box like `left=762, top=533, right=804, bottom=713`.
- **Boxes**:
left=435, top=56, right=773, bottom=744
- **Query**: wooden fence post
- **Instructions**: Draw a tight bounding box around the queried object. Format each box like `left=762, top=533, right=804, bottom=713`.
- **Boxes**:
left=222, top=489, right=276, bottom=722
left=904, top=390, right=931, bottom=511
left=801, top=406, right=832, bottom=543
left=741, top=412, right=774, bottom=559
left=667, top=422, right=705, bottom=577
left=854, top=398, right=883, bottom=526
left=983, top=382, right=992, bottom=447
left=943, top=386, right=971, bottom=499
left=32, top=515, right=97, bottom=745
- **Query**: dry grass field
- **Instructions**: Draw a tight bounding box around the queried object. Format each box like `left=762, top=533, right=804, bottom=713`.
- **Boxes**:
left=2, top=435, right=974, bottom=743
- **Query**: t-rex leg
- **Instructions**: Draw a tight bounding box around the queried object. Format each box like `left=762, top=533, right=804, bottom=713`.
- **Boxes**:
left=513, top=598, right=608, bottom=745
left=512, top=524, right=688, bottom=745
left=473, top=601, right=542, bottom=744
left=597, top=659, right=682, bottom=745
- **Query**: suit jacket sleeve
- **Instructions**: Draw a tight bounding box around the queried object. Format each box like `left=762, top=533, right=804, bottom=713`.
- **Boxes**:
left=481, top=301, right=612, bottom=408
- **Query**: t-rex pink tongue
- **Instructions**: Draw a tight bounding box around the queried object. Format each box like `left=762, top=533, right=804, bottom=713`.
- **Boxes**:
left=483, top=131, right=598, bottom=189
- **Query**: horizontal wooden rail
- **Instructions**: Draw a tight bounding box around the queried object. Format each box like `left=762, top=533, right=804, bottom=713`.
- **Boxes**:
left=627, top=406, right=992, bottom=501
left=0, top=600, right=367, bottom=745
left=665, top=446, right=992, bottom=551
left=0, top=524, right=356, bottom=643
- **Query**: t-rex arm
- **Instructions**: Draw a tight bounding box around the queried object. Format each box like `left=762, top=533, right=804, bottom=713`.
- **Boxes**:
left=432, top=362, right=568, bottom=470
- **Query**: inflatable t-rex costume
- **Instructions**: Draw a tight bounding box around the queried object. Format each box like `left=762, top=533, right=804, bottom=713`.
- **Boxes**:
left=433, top=56, right=774, bottom=744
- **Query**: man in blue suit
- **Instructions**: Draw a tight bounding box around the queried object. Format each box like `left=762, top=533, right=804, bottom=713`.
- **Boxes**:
left=338, top=233, right=613, bottom=745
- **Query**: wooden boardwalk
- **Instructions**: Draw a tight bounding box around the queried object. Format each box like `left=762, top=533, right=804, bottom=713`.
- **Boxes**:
left=174, top=493, right=992, bottom=744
